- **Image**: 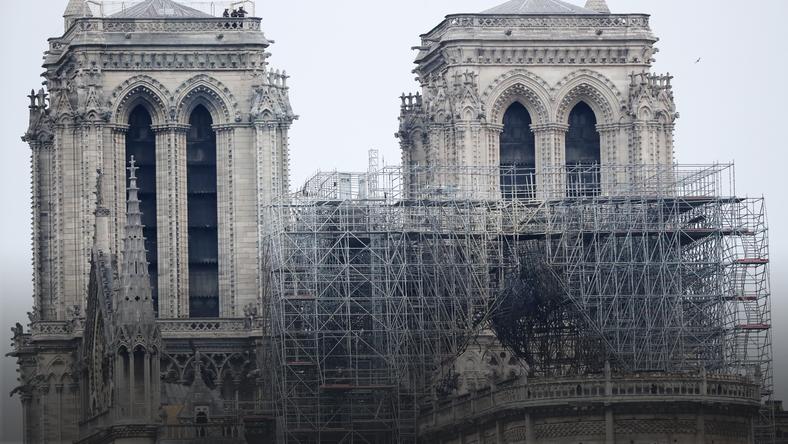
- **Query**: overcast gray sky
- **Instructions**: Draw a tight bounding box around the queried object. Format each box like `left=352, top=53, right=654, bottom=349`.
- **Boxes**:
left=2, top=1, right=787, bottom=441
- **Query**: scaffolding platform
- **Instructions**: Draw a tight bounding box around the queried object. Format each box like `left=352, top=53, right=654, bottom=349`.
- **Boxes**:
left=265, top=163, right=773, bottom=444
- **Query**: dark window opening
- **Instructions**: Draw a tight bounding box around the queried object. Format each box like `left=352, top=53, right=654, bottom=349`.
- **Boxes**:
left=566, top=102, right=601, bottom=197
left=500, top=102, right=536, bottom=199
left=126, top=106, right=158, bottom=314
left=187, top=105, right=219, bottom=318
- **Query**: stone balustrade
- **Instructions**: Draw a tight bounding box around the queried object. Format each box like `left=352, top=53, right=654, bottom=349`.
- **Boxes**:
left=443, top=14, right=650, bottom=30
left=160, top=423, right=244, bottom=442
left=420, top=13, right=652, bottom=48
left=26, top=318, right=263, bottom=340
left=419, top=374, right=760, bottom=434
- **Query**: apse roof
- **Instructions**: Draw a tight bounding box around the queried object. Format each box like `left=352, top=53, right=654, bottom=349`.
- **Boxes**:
left=481, top=0, right=598, bottom=15
left=110, top=0, right=213, bottom=18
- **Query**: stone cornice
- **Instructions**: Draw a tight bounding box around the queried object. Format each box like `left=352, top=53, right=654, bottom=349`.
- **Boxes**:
left=212, top=122, right=251, bottom=132
left=47, top=18, right=269, bottom=68
left=415, top=14, right=656, bottom=72
left=151, top=123, right=190, bottom=133
left=62, top=17, right=264, bottom=41
left=107, top=123, right=130, bottom=133
left=596, top=123, right=626, bottom=132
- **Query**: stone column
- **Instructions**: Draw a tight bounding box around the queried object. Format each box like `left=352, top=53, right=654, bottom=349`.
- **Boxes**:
left=605, top=407, right=615, bottom=444
left=109, top=124, right=129, bottom=259
left=143, top=351, right=152, bottom=420
left=129, top=350, right=136, bottom=418
left=30, top=138, right=57, bottom=320
left=55, top=383, right=64, bottom=443
left=486, top=123, right=504, bottom=199
left=661, top=123, right=675, bottom=166
left=55, top=120, right=76, bottom=322
left=532, top=123, right=568, bottom=200
left=278, top=123, right=292, bottom=196
left=695, top=405, right=706, bottom=444
left=254, top=120, right=281, bottom=319
left=21, top=393, right=31, bottom=444
left=40, top=385, right=49, bottom=443
left=254, top=121, right=279, bottom=206
left=152, top=351, right=161, bottom=419
left=597, top=123, right=622, bottom=195
left=214, top=125, right=237, bottom=317
left=115, top=352, right=125, bottom=419
left=153, top=124, right=190, bottom=318
left=524, top=411, right=535, bottom=444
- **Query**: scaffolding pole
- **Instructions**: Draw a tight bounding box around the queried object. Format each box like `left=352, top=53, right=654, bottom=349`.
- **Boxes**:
left=265, top=163, right=774, bottom=444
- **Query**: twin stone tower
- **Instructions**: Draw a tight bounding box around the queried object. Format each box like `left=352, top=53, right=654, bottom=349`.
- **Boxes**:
left=10, top=0, right=773, bottom=443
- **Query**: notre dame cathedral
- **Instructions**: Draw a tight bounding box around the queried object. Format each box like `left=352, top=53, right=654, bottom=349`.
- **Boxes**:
left=10, top=0, right=775, bottom=443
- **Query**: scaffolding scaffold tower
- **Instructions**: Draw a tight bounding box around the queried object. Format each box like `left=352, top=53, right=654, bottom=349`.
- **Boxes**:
left=265, top=163, right=773, bottom=444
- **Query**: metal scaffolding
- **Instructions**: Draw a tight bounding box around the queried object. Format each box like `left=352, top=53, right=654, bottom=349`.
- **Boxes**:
left=265, top=163, right=773, bottom=443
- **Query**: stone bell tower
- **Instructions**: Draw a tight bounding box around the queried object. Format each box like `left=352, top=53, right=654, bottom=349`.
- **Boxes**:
left=26, top=0, right=295, bottom=322
left=12, top=1, right=293, bottom=442
left=398, top=0, right=677, bottom=198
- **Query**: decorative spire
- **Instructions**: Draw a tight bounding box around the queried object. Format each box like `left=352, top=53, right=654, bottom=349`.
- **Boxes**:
left=584, top=0, right=610, bottom=13
left=118, top=157, right=155, bottom=323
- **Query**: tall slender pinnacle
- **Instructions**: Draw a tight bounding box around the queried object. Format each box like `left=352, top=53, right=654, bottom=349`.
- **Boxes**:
left=119, top=156, right=155, bottom=323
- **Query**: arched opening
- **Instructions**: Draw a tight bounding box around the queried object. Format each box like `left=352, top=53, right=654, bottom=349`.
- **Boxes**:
left=500, top=102, right=535, bottom=198
left=565, top=102, right=601, bottom=196
left=126, top=106, right=158, bottom=312
left=187, top=105, right=219, bottom=318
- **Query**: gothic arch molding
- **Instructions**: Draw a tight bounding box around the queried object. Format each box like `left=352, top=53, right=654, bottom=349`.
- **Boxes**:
left=553, top=70, right=622, bottom=125
left=173, top=74, right=240, bottom=124
left=109, top=75, right=171, bottom=125
left=482, top=69, right=551, bottom=125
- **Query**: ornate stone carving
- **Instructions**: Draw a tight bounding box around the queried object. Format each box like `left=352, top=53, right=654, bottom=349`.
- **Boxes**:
left=625, top=71, right=678, bottom=123
left=250, top=69, right=296, bottom=122
left=172, top=74, right=241, bottom=123
left=109, top=75, right=172, bottom=123
left=450, top=70, right=484, bottom=121
left=536, top=421, right=605, bottom=439
left=554, top=69, right=622, bottom=124
left=482, top=69, right=551, bottom=125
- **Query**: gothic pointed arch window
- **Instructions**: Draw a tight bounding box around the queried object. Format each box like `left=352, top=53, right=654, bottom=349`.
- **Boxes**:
left=565, top=101, right=601, bottom=196
left=126, top=106, right=158, bottom=312
left=186, top=105, right=219, bottom=318
left=500, top=102, right=536, bottom=199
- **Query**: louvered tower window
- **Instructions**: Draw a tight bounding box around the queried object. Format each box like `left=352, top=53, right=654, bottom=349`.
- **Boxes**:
left=566, top=102, right=601, bottom=196
left=126, top=106, right=158, bottom=313
left=187, top=105, right=219, bottom=318
left=500, top=102, right=536, bottom=199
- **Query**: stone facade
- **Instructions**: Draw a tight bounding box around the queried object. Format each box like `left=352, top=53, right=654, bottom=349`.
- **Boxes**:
left=12, top=1, right=290, bottom=442
left=398, top=2, right=676, bottom=199
left=9, top=0, right=772, bottom=443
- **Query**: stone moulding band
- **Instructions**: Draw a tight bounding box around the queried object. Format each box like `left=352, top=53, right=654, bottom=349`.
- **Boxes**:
left=442, top=14, right=651, bottom=30
left=63, top=17, right=262, bottom=39
left=420, top=375, right=761, bottom=432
